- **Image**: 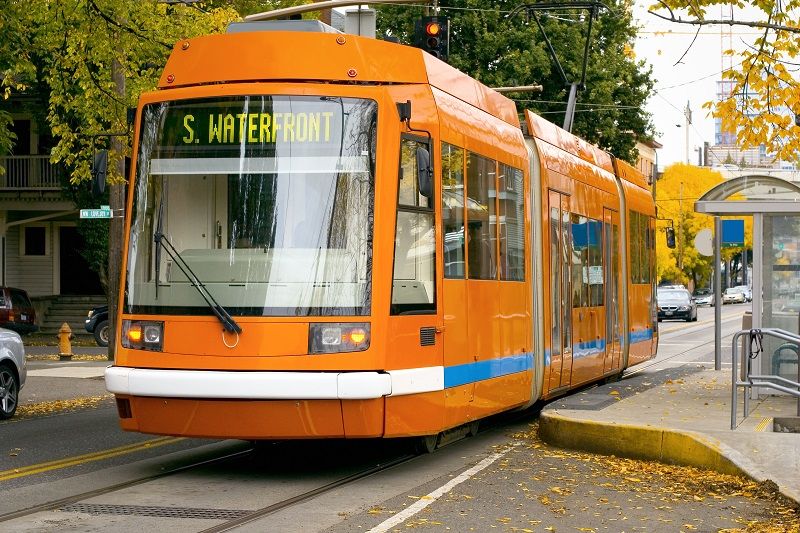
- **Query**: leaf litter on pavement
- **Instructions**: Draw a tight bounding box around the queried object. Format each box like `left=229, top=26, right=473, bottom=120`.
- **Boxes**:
left=15, top=394, right=113, bottom=419
left=385, top=422, right=799, bottom=532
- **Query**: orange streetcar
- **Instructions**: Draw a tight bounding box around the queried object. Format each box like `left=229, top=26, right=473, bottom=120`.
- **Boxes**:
left=105, top=21, right=657, bottom=447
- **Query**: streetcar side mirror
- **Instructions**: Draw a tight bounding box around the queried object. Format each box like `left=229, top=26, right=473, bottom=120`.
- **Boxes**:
left=665, top=227, right=676, bottom=249
left=416, top=146, right=432, bottom=199
left=91, top=150, right=108, bottom=197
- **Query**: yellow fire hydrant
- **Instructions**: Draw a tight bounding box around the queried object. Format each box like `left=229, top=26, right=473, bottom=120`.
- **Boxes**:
left=58, top=322, right=74, bottom=361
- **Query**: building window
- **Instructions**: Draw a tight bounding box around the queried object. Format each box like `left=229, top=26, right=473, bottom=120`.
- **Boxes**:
left=22, top=225, right=48, bottom=256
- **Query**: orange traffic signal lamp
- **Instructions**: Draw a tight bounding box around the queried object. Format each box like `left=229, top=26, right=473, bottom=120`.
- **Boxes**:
left=414, top=16, right=449, bottom=61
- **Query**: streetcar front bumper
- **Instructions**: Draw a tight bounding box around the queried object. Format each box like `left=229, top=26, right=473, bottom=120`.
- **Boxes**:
left=105, top=366, right=443, bottom=400
left=105, top=366, right=448, bottom=440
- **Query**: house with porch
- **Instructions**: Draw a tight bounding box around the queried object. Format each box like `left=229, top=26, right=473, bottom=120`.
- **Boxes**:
left=0, top=114, right=105, bottom=334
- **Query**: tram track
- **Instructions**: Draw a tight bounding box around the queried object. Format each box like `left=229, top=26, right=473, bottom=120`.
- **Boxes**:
left=0, top=420, right=514, bottom=530
left=197, top=452, right=417, bottom=533
left=0, top=444, right=254, bottom=524
left=0, top=438, right=443, bottom=530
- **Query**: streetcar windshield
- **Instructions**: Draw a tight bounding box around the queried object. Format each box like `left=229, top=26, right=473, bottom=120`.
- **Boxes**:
left=125, top=96, right=377, bottom=316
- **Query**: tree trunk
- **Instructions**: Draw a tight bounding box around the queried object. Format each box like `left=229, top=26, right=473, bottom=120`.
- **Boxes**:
left=108, top=58, right=126, bottom=361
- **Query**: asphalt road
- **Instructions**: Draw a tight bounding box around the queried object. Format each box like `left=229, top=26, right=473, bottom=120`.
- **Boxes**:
left=4, top=301, right=796, bottom=532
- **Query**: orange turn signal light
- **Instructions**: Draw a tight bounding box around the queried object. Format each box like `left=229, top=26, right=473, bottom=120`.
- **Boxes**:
left=348, top=329, right=367, bottom=344
left=127, top=325, right=143, bottom=343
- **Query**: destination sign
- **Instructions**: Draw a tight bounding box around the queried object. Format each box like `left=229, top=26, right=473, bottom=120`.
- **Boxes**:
left=179, top=111, right=335, bottom=146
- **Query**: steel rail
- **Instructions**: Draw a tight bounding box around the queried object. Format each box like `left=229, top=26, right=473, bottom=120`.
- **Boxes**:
left=198, top=453, right=417, bottom=533
left=0, top=445, right=253, bottom=523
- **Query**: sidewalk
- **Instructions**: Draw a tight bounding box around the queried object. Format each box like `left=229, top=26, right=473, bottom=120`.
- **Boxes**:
left=540, top=364, right=800, bottom=505
left=20, top=344, right=109, bottom=405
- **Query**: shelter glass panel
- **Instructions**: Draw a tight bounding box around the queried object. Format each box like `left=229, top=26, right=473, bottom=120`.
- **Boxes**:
left=762, top=215, right=800, bottom=381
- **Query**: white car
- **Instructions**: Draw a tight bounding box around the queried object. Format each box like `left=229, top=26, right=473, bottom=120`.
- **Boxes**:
left=733, top=285, right=752, bottom=302
left=723, top=287, right=746, bottom=304
left=0, top=327, right=26, bottom=419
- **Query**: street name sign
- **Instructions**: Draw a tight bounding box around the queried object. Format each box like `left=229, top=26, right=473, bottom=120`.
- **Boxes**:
left=80, top=206, right=112, bottom=219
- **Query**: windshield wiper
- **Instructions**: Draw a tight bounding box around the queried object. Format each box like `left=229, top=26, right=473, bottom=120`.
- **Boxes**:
left=154, top=199, right=164, bottom=299
left=153, top=226, right=242, bottom=334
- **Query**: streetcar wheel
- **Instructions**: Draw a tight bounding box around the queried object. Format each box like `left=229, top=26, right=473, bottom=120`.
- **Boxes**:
left=94, top=320, right=109, bottom=347
left=467, top=421, right=480, bottom=437
left=0, top=364, right=19, bottom=419
left=413, top=434, right=439, bottom=454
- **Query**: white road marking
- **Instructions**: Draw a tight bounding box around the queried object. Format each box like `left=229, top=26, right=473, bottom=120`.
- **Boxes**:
left=367, top=447, right=515, bottom=533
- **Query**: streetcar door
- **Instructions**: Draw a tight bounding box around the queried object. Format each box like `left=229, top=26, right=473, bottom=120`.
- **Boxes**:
left=603, top=208, right=622, bottom=373
left=547, top=191, right=573, bottom=391
left=440, top=143, right=474, bottom=415
left=387, top=135, right=443, bottom=436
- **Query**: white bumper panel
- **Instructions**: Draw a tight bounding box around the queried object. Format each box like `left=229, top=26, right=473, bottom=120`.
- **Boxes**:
left=105, top=366, right=396, bottom=400
left=386, top=366, right=444, bottom=396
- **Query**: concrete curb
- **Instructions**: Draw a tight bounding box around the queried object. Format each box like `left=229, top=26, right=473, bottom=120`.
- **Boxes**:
left=538, top=412, right=800, bottom=505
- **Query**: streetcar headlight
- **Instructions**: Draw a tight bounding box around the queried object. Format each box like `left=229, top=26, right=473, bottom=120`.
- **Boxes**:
left=309, top=323, right=370, bottom=354
left=121, top=320, right=164, bottom=351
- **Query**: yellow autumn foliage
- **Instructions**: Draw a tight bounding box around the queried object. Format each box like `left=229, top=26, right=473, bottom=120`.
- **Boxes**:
left=656, top=164, right=751, bottom=287
left=649, top=1, right=800, bottom=163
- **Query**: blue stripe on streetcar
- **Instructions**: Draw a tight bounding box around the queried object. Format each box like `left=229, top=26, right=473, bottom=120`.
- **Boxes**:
left=629, top=328, right=654, bottom=344
left=443, top=328, right=654, bottom=388
left=444, top=352, right=533, bottom=388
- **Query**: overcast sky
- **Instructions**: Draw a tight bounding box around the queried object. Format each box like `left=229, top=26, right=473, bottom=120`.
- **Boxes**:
left=632, top=2, right=761, bottom=169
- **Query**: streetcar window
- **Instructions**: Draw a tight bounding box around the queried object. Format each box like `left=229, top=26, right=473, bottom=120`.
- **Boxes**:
left=466, top=153, right=497, bottom=280
left=550, top=206, right=561, bottom=358
left=587, top=219, right=604, bottom=306
left=399, top=138, right=430, bottom=208
left=629, top=210, right=652, bottom=285
left=392, top=135, right=435, bottom=314
left=126, top=95, right=376, bottom=317
left=629, top=211, right=638, bottom=283
left=569, top=216, right=604, bottom=307
left=499, top=165, right=525, bottom=281
left=441, top=143, right=465, bottom=279
left=571, top=214, right=588, bottom=308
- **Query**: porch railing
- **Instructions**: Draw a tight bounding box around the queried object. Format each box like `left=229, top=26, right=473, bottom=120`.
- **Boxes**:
left=0, top=155, right=63, bottom=189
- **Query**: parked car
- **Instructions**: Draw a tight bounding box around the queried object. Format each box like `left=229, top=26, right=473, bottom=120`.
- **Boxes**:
left=657, top=288, right=698, bottom=322
left=733, top=285, right=752, bottom=302
left=85, top=305, right=109, bottom=347
left=0, top=327, right=26, bottom=419
left=0, top=287, right=38, bottom=335
left=692, top=288, right=714, bottom=306
left=723, top=287, right=747, bottom=304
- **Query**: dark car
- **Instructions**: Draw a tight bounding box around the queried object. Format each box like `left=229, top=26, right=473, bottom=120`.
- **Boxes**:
left=85, top=305, right=109, bottom=347
left=657, top=288, right=698, bottom=322
left=0, top=287, right=38, bottom=334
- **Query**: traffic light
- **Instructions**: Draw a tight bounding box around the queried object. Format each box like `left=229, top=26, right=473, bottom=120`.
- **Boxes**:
left=665, top=227, right=676, bottom=249
left=414, top=16, right=449, bottom=61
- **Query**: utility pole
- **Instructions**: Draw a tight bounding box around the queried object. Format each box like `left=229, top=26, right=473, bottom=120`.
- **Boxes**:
left=678, top=181, right=683, bottom=271
left=108, top=62, right=125, bottom=361
left=684, top=100, right=692, bottom=164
